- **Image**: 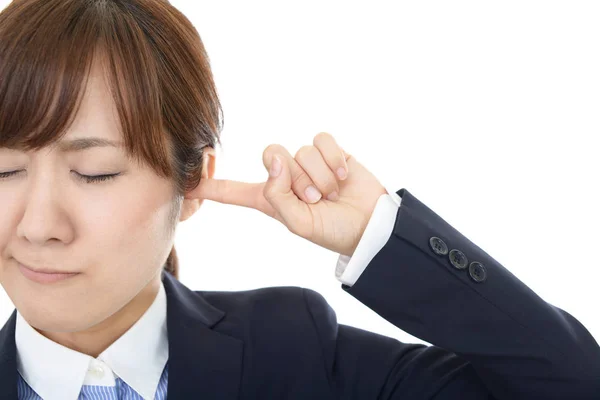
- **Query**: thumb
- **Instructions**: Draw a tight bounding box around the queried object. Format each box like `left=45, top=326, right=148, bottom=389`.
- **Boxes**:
left=263, top=154, right=309, bottom=231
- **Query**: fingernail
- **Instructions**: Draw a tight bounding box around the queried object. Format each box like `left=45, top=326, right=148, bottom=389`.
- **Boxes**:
left=337, top=167, right=347, bottom=180
left=305, top=185, right=322, bottom=203
left=327, top=191, right=339, bottom=201
left=270, top=156, right=281, bottom=177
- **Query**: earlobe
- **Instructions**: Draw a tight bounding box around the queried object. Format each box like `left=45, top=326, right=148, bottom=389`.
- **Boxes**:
left=179, top=198, right=202, bottom=222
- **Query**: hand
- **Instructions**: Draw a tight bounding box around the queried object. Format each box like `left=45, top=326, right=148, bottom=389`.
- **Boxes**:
left=194, top=132, right=388, bottom=257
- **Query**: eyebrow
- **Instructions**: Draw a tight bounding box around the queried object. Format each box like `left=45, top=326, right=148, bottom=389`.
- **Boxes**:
left=55, top=137, right=124, bottom=153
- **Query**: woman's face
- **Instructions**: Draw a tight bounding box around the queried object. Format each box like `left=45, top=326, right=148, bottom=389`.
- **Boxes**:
left=0, top=59, right=205, bottom=333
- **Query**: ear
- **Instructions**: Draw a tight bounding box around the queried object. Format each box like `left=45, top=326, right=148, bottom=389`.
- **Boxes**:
left=179, top=146, right=216, bottom=222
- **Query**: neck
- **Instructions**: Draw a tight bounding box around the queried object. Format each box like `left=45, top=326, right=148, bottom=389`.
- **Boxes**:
left=36, top=274, right=161, bottom=358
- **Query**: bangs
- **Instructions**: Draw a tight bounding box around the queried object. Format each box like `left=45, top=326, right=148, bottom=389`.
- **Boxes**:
left=0, top=0, right=172, bottom=178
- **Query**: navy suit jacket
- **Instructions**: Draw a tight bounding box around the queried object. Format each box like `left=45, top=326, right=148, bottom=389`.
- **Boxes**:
left=1, top=188, right=599, bottom=399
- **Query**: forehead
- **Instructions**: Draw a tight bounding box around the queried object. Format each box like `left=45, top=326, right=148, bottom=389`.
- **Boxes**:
left=68, top=60, right=122, bottom=139
left=44, top=58, right=124, bottom=154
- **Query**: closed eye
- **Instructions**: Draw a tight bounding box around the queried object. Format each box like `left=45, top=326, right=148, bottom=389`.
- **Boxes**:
left=74, top=172, right=121, bottom=183
left=0, top=170, right=121, bottom=184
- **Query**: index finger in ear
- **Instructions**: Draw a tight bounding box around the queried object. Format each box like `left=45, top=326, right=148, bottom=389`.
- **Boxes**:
left=262, top=144, right=319, bottom=203
left=195, top=178, right=264, bottom=210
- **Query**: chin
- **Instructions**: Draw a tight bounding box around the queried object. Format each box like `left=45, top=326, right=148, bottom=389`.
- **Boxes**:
left=18, top=305, right=92, bottom=333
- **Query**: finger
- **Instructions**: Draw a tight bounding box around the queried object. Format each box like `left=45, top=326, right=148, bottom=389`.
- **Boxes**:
left=294, top=145, right=340, bottom=202
left=194, top=178, right=265, bottom=210
left=263, top=154, right=313, bottom=237
left=313, top=132, right=349, bottom=181
left=263, top=144, right=322, bottom=204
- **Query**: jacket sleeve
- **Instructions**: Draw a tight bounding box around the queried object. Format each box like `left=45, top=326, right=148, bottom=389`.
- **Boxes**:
left=335, top=190, right=402, bottom=286
left=302, top=188, right=600, bottom=400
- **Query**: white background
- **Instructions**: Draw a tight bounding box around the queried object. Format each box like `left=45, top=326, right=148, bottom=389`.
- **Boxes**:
left=1, top=1, right=599, bottom=346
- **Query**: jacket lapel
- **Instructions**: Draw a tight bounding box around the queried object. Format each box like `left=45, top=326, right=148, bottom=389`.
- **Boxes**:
left=0, top=309, right=17, bottom=400
left=161, top=270, right=244, bottom=399
left=0, top=270, right=244, bottom=400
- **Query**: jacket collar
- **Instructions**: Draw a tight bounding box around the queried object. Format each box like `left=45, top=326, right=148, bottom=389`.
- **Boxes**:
left=0, top=269, right=244, bottom=400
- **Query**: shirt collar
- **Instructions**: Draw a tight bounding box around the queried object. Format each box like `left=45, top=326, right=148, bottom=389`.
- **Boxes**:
left=15, top=280, right=168, bottom=400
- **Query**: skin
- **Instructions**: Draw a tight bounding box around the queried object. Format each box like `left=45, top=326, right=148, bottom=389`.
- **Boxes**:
left=0, top=58, right=216, bottom=358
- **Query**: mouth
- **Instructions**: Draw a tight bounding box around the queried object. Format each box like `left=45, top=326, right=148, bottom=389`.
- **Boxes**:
left=16, top=259, right=80, bottom=284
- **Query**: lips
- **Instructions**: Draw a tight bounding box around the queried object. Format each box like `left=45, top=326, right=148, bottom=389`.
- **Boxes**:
left=15, top=258, right=78, bottom=274
left=16, top=260, right=80, bottom=284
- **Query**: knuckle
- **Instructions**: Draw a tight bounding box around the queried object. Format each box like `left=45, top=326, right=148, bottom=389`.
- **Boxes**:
left=291, top=171, right=307, bottom=187
left=322, top=181, right=339, bottom=195
left=313, top=132, right=331, bottom=146
left=216, top=180, right=227, bottom=201
left=313, top=133, right=344, bottom=166
left=263, top=184, right=277, bottom=201
left=310, top=177, right=336, bottom=196
left=295, top=145, right=316, bottom=161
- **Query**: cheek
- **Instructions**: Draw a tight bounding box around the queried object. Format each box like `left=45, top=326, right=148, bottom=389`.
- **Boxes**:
left=82, top=191, right=174, bottom=263
left=0, top=225, right=10, bottom=277
left=0, top=193, right=20, bottom=270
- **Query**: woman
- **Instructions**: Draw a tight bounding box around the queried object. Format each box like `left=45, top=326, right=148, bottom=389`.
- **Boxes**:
left=0, top=1, right=598, bottom=399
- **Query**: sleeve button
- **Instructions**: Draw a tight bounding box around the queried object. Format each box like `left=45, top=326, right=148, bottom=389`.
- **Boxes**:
left=429, top=236, right=448, bottom=256
left=449, top=249, right=468, bottom=270
left=468, top=261, right=487, bottom=283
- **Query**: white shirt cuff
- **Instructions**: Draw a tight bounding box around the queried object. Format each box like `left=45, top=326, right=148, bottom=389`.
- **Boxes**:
left=335, top=186, right=402, bottom=286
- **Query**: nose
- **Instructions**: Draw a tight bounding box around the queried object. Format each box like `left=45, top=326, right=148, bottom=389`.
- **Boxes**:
left=16, top=171, right=72, bottom=247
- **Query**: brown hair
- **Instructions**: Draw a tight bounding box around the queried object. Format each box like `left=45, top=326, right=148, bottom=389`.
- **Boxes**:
left=0, top=0, right=224, bottom=280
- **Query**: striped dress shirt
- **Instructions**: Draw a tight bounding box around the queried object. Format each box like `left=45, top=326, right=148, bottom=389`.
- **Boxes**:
left=17, top=363, right=168, bottom=400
